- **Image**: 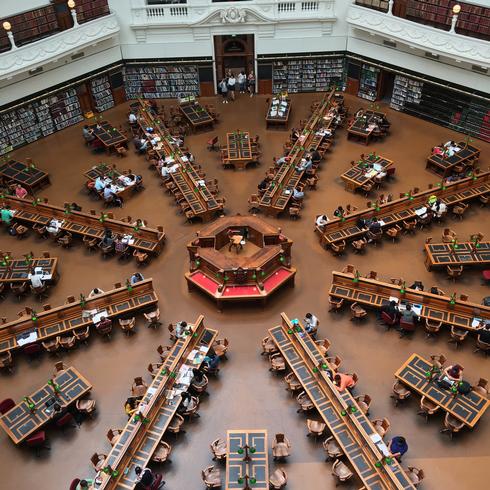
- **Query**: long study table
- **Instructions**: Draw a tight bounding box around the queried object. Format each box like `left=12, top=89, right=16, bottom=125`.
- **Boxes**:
left=89, top=121, right=128, bottom=152
left=266, top=97, right=291, bottom=129
left=0, top=159, right=50, bottom=193
left=259, top=88, right=336, bottom=217
left=395, top=353, right=489, bottom=428
left=135, top=99, right=221, bottom=222
left=329, top=271, right=490, bottom=333
left=84, top=164, right=137, bottom=201
left=225, top=131, right=253, bottom=170
left=92, top=315, right=218, bottom=489
left=2, top=195, right=165, bottom=256
left=269, top=313, right=415, bottom=489
left=341, top=154, right=393, bottom=192
left=0, top=365, right=92, bottom=444
left=179, top=99, right=214, bottom=131
left=426, top=142, right=480, bottom=177
left=226, top=429, right=268, bottom=490
left=0, top=256, right=58, bottom=284
left=347, top=110, right=387, bottom=145
left=424, top=241, right=490, bottom=270
left=317, top=170, right=490, bottom=250
left=0, top=279, right=158, bottom=355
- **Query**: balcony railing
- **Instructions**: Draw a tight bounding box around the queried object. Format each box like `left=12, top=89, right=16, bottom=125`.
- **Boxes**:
left=130, top=0, right=334, bottom=26
left=354, top=0, right=490, bottom=41
left=0, top=13, right=120, bottom=80
left=347, top=2, right=490, bottom=67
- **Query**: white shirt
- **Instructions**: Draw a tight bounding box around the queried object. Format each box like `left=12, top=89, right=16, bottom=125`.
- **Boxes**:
left=228, top=77, right=236, bottom=87
left=304, top=315, right=318, bottom=330
left=238, top=73, right=246, bottom=84
left=431, top=202, right=447, bottom=218
left=129, top=114, right=137, bottom=123
left=176, top=322, right=189, bottom=339
left=316, top=215, right=329, bottom=227
left=30, top=275, right=44, bottom=288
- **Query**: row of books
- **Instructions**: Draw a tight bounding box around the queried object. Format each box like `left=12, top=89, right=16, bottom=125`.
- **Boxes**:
left=272, top=58, right=345, bottom=93
left=358, top=64, right=380, bottom=101
left=91, top=75, right=115, bottom=112
left=390, top=75, right=423, bottom=110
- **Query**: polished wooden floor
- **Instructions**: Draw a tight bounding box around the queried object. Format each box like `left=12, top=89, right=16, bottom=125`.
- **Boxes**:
left=1, top=92, right=489, bottom=490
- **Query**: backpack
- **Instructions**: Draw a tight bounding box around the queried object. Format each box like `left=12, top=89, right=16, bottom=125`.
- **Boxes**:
left=458, top=381, right=471, bottom=395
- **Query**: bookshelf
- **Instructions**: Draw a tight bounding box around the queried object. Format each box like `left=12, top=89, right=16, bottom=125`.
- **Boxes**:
left=124, top=65, right=200, bottom=99
left=390, top=75, right=423, bottom=111
left=91, top=75, right=115, bottom=112
left=358, top=64, right=380, bottom=101
left=48, top=89, right=84, bottom=130
left=77, top=0, right=111, bottom=24
left=272, top=57, right=345, bottom=93
left=355, top=0, right=389, bottom=12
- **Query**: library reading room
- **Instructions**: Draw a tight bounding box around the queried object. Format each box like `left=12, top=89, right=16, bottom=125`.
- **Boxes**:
left=0, top=1, right=489, bottom=489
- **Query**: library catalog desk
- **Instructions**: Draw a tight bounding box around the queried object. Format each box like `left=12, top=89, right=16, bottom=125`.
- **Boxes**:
left=0, top=365, right=92, bottom=444
left=91, top=315, right=218, bottom=490
left=224, top=131, right=254, bottom=170
left=316, top=170, right=490, bottom=252
left=179, top=98, right=214, bottom=131
left=424, top=241, right=490, bottom=271
left=395, top=353, right=489, bottom=428
left=341, top=154, right=393, bottom=192
left=84, top=164, right=138, bottom=201
left=89, top=121, right=127, bottom=153
left=0, top=278, right=158, bottom=356
left=259, top=89, right=336, bottom=217
left=226, top=430, right=268, bottom=490
left=185, top=215, right=295, bottom=307
left=426, top=142, right=480, bottom=177
left=0, top=256, right=58, bottom=285
left=347, top=110, right=387, bottom=146
left=3, top=195, right=165, bottom=257
left=268, top=313, right=415, bottom=489
left=266, top=97, right=291, bottom=129
left=0, top=159, right=50, bottom=194
left=329, top=270, right=490, bottom=334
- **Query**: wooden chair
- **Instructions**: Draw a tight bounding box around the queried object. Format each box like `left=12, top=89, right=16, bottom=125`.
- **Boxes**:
left=306, top=419, right=326, bottom=440
left=448, top=326, right=468, bottom=348
left=147, top=362, right=162, bottom=378
left=59, top=335, right=76, bottom=350
left=261, top=336, right=278, bottom=355
left=11, top=281, right=29, bottom=300
left=355, top=394, right=372, bottom=415
left=352, top=237, right=367, bottom=254
left=269, top=468, right=287, bottom=490
left=210, top=438, right=227, bottom=461
left=83, top=236, right=98, bottom=252
left=447, top=265, right=463, bottom=281
left=328, top=297, right=344, bottom=313
left=350, top=302, right=367, bottom=321
left=76, top=398, right=96, bottom=417
left=440, top=412, right=465, bottom=439
left=331, top=240, right=346, bottom=256
left=74, top=327, right=90, bottom=344
left=157, top=344, right=172, bottom=362
left=442, top=228, right=457, bottom=243
left=0, top=351, right=13, bottom=373
left=152, top=441, right=172, bottom=464
left=131, top=377, right=148, bottom=397
left=331, top=459, right=353, bottom=485
left=106, top=428, right=123, bottom=446
left=474, top=335, right=490, bottom=357
left=402, top=219, right=417, bottom=234
left=191, top=373, right=209, bottom=395
left=181, top=395, right=200, bottom=419
left=365, top=270, right=377, bottom=280
left=472, top=378, right=488, bottom=397
left=42, top=337, right=61, bottom=355
left=133, top=250, right=149, bottom=265
left=342, top=264, right=356, bottom=274
left=269, top=353, right=286, bottom=372
left=213, top=338, right=229, bottom=358
left=168, top=323, right=177, bottom=342
left=321, top=436, right=343, bottom=464
left=57, top=232, right=73, bottom=248
left=417, top=395, right=440, bottom=422
left=90, top=453, right=107, bottom=472
left=201, top=465, right=221, bottom=489
left=404, top=467, right=425, bottom=487
left=167, top=413, right=185, bottom=435
left=315, top=338, right=331, bottom=356
left=296, top=391, right=314, bottom=413
left=429, top=354, right=447, bottom=369
left=289, top=205, right=301, bottom=220
left=284, top=372, right=302, bottom=393
left=248, top=194, right=261, bottom=213
left=325, top=355, right=342, bottom=371
left=361, top=181, right=374, bottom=196
left=424, top=319, right=442, bottom=338
left=451, top=202, right=468, bottom=220
left=143, top=308, right=161, bottom=328
left=11, top=223, right=28, bottom=239
left=372, top=418, right=390, bottom=438
left=272, top=433, right=291, bottom=460
left=118, top=317, right=136, bottom=336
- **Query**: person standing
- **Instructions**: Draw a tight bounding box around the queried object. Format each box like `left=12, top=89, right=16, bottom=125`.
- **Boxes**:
left=227, top=73, right=236, bottom=101
left=247, top=71, right=256, bottom=97
left=219, top=78, right=229, bottom=104
left=238, top=71, right=246, bottom=94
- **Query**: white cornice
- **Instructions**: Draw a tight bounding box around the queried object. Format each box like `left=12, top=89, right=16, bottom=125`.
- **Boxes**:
left=347, top=4, right=490, bottom=67
left=0, top=13, right=120, bottom=80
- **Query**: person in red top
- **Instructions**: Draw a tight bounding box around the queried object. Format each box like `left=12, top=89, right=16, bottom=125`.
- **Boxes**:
left=15, top=184, right=28, bottom=199
left=334, top=373, right=356, bottom=392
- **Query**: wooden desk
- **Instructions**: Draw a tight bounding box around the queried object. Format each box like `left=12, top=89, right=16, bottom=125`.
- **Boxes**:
left=317, top=170, right=490, bottom=251
left=3, top=195, right=165, bottom=257
left=226, top=430, right=268, bottom=490
left=225, top=131, right=254, bottom=170
left=179, top=100, right=214, bottom=131
left=329, top=271, right=490, bottom=333
left=0, top=256, right=58, bottom=285
left=424, top=241, right=490, bottom=270
left=89, top=121, right=127, bottom=152
left=0, top=159, right=50, bottom=193
left=135, top=99, right=221, bottom=222
left=341, top=154, right=393, bottom=192
left=426, top=143, right=480, bottom=177
left=269, top=313, right=415, bottom=490
left=395, top=353, right=489, bottom=428
left=0, top=279, right=158, bottom=355
left=266, top=97, right=291, bottom=129
left=0, top=366, right=92, bottom=444
left=259, top=89, right=336, bottom=217
left=93, top=315, right=218, bottom=490
left=347, top=110, right=387, bottom=145
left=84, top=164, right=137, bottom=201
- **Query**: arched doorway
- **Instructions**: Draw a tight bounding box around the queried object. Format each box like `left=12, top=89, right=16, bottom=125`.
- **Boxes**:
left=214, top=34, right=254, bottom=82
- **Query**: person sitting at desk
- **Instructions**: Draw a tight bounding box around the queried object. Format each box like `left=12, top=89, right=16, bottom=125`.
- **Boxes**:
left=304, top=313, right=318, bottom=335
left=388, top=436, right=408, bottom=461
left=176, top=321, right=190, bottom=339
left=400, top=303, right=418, bottom=324
left=368, top=217, right=381, bottom=234
left=333, top=206, right=345, bottom=219
left=203, top=353, right=220, bottom=372
left=292, top=187, right=304, bottom=200
left=184, top=151, right=195, bottom=164
left=295, top=157, right=312, bottom=173
left=88, top=287, right=105, bottom=298
left=1, top=205, right=13, bottom=225
left=102, top=228, right=114, bottom=244
left=275, top=156, right=289, bottom=166
left=258, top=178, right=270, bottom=192
left=15, top=184, right=28, bottom=199
left=315, top=214, right=329, bottom=229
left=409, top=281, right=424, bottom=291
left=134, top=137, right=148, bottom=154
left=191, top=368, right=207, bottom=389
left=477, top=322, right=490, bottom=343
left=94, top=176, right=105, bottom=192
left=114, top=235, right=128, bottom=255
left=290, top=128, right=300, bottom=142
left=432, top=146, right=444, bottom=156
left=431, top=199, right=447, bottom=218
left=443, top=364, right=464, bottom=382
left=178, top=391, right=194, bottom=414
left=82, top=125, right=95, bottom=142
left=135, top=466, right=164, bottom=489
left=333, top=373, right=355, bottom=392
left=30, top=272, right=44, bottom=289
left=380, top=300, right=399, bottom=321
left=76, top=479, right=93, bottom=490
left=103, top=185, right=123, bottom=208
left=124, top=396, right=140, bottom=418
left=46, top=219, right=60, bottom=235
left=310, top=148, right=322, bottom=164
left=129, top=112, right=138, bottom=125
left=131, top=272, right=144, bottom=285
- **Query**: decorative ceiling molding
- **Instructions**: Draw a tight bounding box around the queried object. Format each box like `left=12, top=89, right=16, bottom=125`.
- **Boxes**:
left=0, top=14, right=120, bottom=80
left=347, top=5, right=490, bottom=67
